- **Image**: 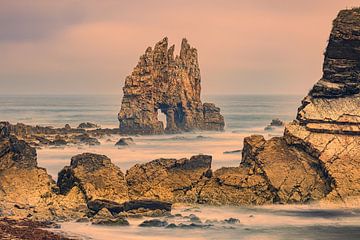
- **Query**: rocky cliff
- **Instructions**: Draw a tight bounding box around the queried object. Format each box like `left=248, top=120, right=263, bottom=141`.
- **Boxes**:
left=237, top=8, right=360, bottom=203
left=118, top=37, right=224, bottom=134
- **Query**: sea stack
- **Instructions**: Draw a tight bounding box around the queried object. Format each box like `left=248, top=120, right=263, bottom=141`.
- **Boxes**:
left=118, top=37, right=225, bottom=135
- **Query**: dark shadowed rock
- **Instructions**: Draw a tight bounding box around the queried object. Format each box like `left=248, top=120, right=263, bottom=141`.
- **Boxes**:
left=72, top=133, right=100, bottom=145
left=123, top=200, right=172, bottom=212
left=118, top=37, right=224, bottom=135
left=126, top=154, right=212, bottom=202
left=77, top=122, right=99, bottom=129
left=139, top=219, right=168, bottom=227
left=57, top=153, right=129, bottom=203
left=115, top=137, right=134, bottom=146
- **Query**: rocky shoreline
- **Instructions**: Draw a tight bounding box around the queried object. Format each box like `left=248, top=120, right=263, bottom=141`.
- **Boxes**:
left=0, top=6, right=360, bottom=239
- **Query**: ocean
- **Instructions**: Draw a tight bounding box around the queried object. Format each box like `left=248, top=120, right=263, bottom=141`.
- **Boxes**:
left=1, top=94, right=360, bottom=240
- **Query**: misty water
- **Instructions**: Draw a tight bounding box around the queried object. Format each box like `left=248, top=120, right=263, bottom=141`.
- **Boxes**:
left=1, top=94, right=359, bottom=239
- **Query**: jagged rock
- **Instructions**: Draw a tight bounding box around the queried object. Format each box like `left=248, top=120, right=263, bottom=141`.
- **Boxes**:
left=57, top=153, right=129, bottom=203
left=115, top=137, right=134, bottom=146
left=126, top=154, right=212, bottom=202
left=118, top=37, right=224, bottom=135
left=239, top=8, right=360, bottom=203
left=283, top=8, right=360, bottom=201
left=77, top=122, right=99, bottom=129
left=0, top=123, right=86, bottom=221
left=64, top=124, right=71, bottom=130
left=196, top=166, right=276, bottom=205
left=0, top=122, right=37, bottom=171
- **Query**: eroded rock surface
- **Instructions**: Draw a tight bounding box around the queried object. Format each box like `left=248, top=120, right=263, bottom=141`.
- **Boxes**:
left=57, top=153, right=129, bottom=203
left=126, top=154, right=212, bottom=202
left=118, top=37, right=224, bottom=134
left=0, top=122, right=87, bottom=221
left=284, top=8, right=360, bottom=201
left=231, top=8, right=360, bottom=204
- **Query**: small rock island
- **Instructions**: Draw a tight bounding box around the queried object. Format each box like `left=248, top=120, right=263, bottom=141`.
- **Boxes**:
left=118, top=37, right=225, bottom=134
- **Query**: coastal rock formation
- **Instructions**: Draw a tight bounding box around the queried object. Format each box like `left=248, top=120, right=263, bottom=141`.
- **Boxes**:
left=283, top=8, right=360, bottom=201
left=0, top=122, right=87, bottom=221
left=57, top=153, right=129, bottom=203
left=229, top=8, right=360, bottom=204
left=118, top=37, right=224, bottom=134
left=126, top=154, right=212, bottom=202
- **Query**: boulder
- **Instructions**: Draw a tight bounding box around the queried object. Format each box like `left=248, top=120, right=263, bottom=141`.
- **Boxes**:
left=126, top=154, right=212, bottom=202
left=115, top=137, right=134, bottom=146
left=118, top=37, right=224, bottom=135
left=57, top=153, right=129, bottom=203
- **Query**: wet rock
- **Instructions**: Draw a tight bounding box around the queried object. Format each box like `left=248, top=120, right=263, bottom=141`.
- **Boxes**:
left=118, top=37, right=224, bottom=135
left=57, top=153, right=129, bottom=203
left=126, top=154, right=212, bottom=202
left=224, top=218, right=240, bottom=224
left=188, top=214, right=201, bottom=223
left=91, top=208, right=129, bottom=226
left=270, top=118, right=284, bottom=127
left=72, top=133, right=100, bottom=145
left=223, top=149, right=242, bottom=154
left=115, top=137, right=134, bottom=146
left=77, top=122, right=99, bottom=129
left=139, top=219, right=168, bottom=227
left=87, top=199, right=124, bottom=215
left=166, top=223, right=212, bottom=229
left=92, top=217, right=130, bottom=226
left=123, top=199, right=172, bottom=212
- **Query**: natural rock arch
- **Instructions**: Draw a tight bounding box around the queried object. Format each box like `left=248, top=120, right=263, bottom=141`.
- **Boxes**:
left=118, top=37, right=225, bottom=134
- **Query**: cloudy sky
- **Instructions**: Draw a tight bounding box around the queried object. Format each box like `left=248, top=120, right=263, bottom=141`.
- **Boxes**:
left=0, top=0, right=359, bottom=95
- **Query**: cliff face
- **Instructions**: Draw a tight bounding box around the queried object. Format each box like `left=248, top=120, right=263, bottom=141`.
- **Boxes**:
left=242, top=8, right=360, bottom=203
left=118, top=37, right=224, bottom=134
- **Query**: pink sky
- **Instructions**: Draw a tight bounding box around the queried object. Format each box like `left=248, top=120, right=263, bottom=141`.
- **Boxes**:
left=0, top=0, right=359, bottom=95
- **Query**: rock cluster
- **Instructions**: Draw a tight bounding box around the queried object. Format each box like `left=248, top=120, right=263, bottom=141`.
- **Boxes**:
left=118, top=37, right=225, bottom=134
left=3, top=122, right=119, bottom=148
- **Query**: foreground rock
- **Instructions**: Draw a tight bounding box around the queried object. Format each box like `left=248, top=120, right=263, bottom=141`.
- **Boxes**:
left=126, top=154, right=212, bottom=202
left=0, top=122, right=87, bottom=221
left=118, top=37, right=224, bottom=134
left=57, top=153, right=129, bottom=203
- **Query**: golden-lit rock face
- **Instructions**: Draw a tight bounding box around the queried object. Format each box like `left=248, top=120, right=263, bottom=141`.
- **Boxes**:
left=126, top=155, right=212, bottom=202
left=57, top=153, right=129, bottom=203
left=118, top=37, right=224, bottom=135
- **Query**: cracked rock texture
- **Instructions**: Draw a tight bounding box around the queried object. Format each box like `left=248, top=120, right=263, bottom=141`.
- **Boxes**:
left=285, top=8, right=360, bottom=201
left=230, top=8, right=360, bottom=204
left=57, top=153, right=129, bottom=203
left=118, top=37, right=224, bottom=134
left=0, top=122, right=87, bottom=221
left=125, top=154, right=212, bottom=202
